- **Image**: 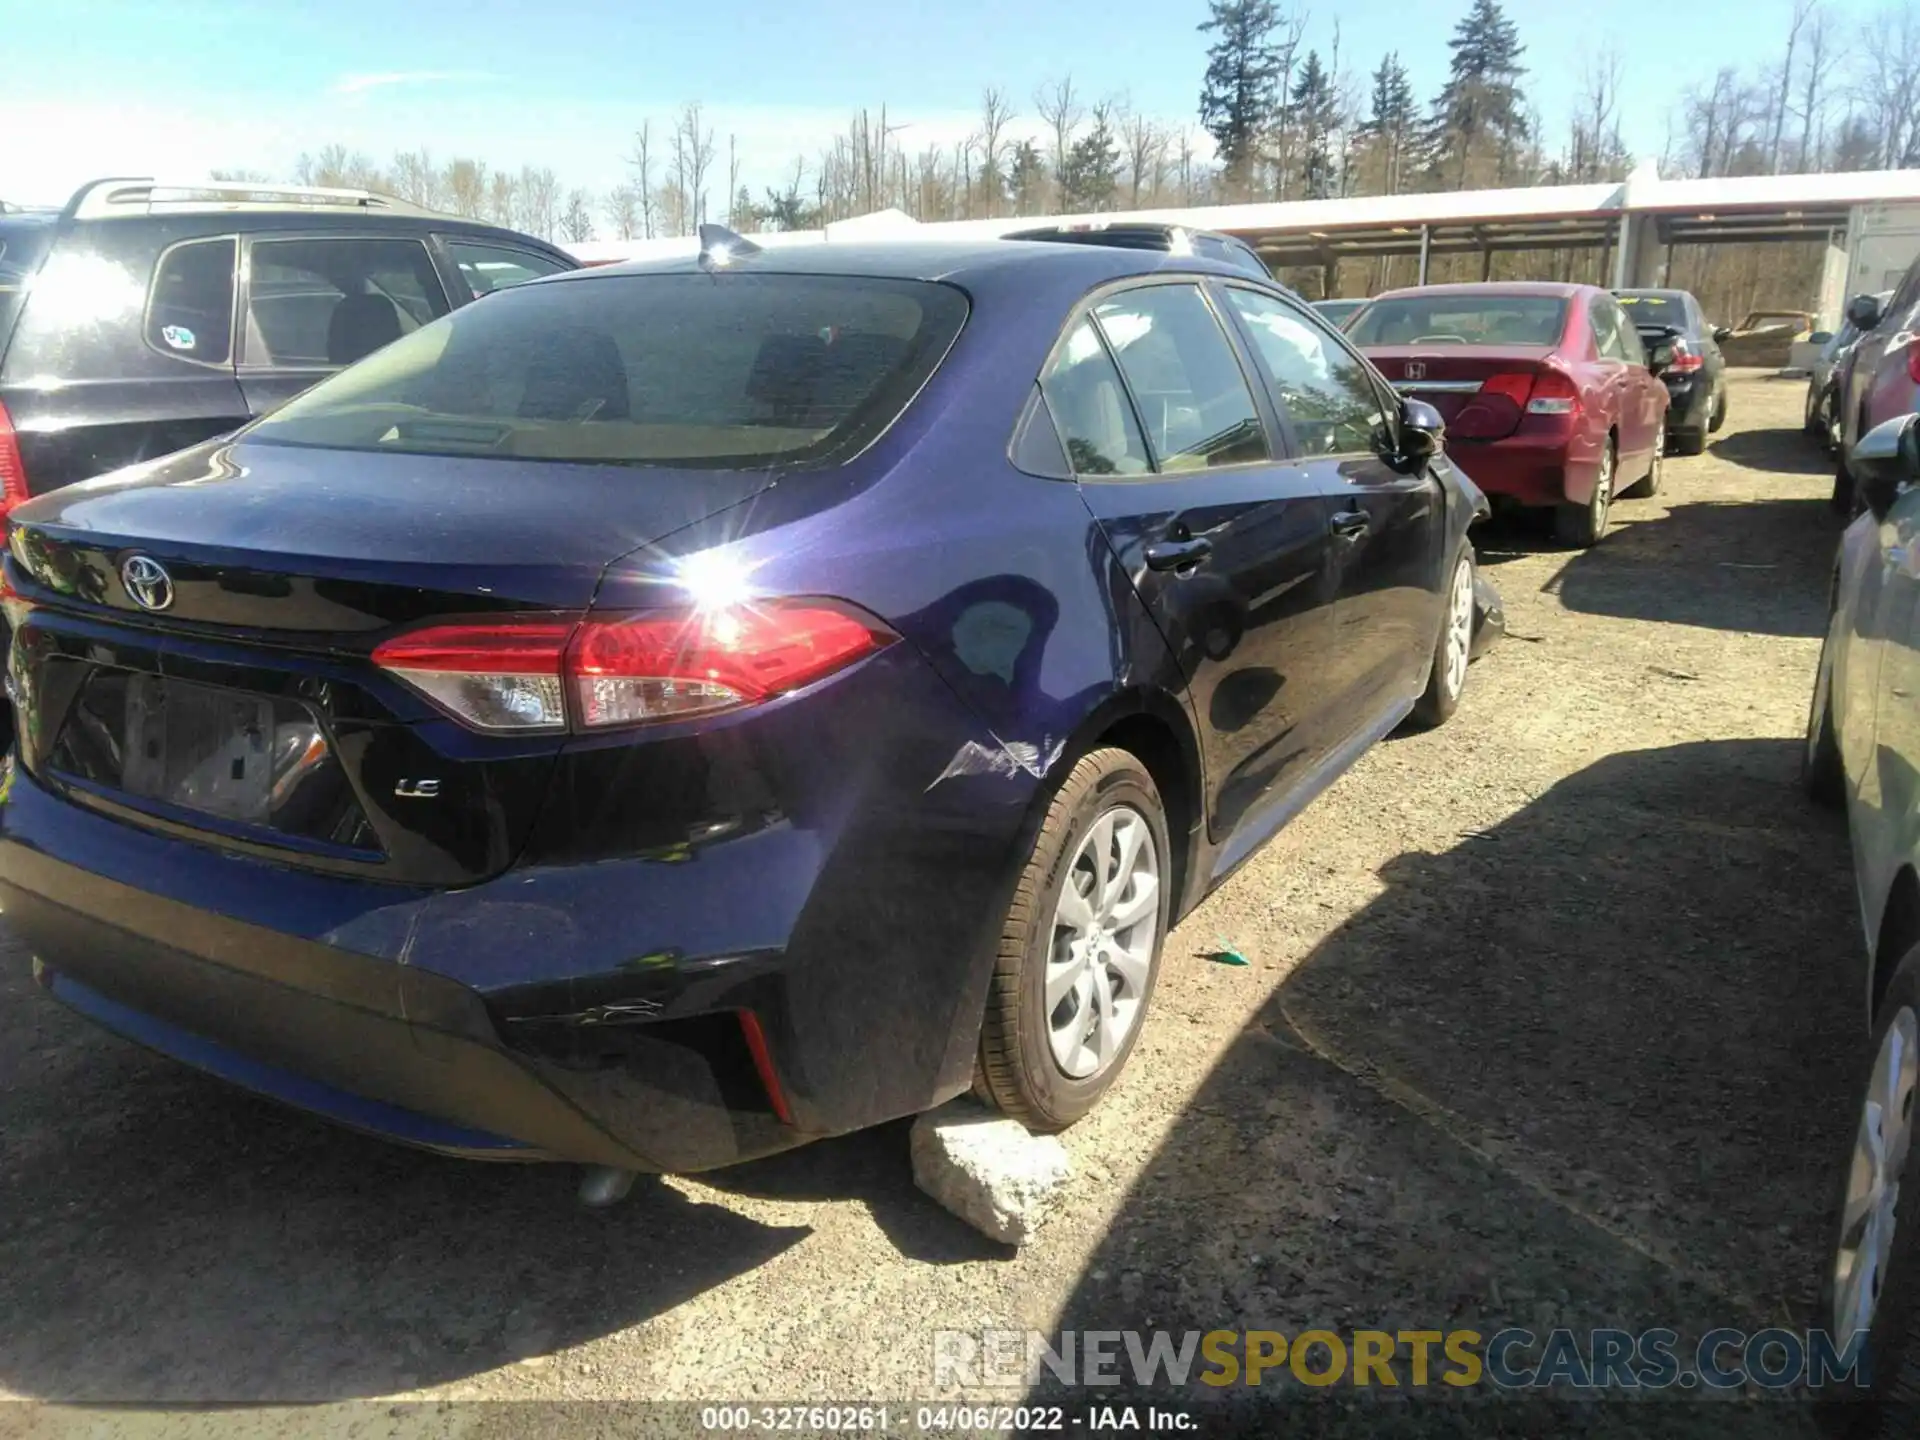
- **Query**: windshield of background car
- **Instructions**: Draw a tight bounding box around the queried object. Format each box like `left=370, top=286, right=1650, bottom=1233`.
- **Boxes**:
left=1346, top=295, right=1568, bottom=347
left=0, top=218, right=56, bottom=349
left=1615, top=293, right=1689, bottom=329
left=246, top=271, right=970, bottom=469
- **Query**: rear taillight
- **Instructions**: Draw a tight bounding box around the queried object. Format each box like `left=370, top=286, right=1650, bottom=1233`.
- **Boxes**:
left=0, top=400, right=29, bottom=529
left=1667, top=338, right=1704, bottom=374
left=372, top=599, right=895, bottom=734
left=1906, top=339, right=1920, bottom=385
left=1524, top=369, right=1580, bottom=416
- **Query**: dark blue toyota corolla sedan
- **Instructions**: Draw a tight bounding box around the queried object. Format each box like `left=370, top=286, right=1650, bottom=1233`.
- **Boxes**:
left=0, top=235, right=1493, bottom=1180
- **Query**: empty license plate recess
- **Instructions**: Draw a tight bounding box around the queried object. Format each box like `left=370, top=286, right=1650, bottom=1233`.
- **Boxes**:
left=122, top=673, right=284, bottom=823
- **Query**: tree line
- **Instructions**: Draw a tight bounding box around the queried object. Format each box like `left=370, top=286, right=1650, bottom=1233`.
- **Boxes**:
left=226, top=0, right=1918, bottom=311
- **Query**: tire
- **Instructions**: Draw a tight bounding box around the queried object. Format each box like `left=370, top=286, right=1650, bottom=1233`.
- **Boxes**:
left=1621, top=421, right=1665, bottom=498
left=1408, top=547, right=1475, bottom=730
left=1707, top=382, right=1728, bottom=433
left=1555, top=437, right=1615, bottom=547
left=1805, top=609, right=1845, bottom=807
left=1817, top=945, right=1920, bottom=1435
left=1673, top=425, right=1708, bottom=456
left=976, top=747, right=1171, bottom=1132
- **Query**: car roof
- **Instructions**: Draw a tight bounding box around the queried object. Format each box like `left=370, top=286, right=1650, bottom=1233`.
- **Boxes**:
left=1613, top=288, right=1694, bottom=300
left=1371, top=281, right=1589, bottom=300
left=543, top=239, right=1261, bottom=290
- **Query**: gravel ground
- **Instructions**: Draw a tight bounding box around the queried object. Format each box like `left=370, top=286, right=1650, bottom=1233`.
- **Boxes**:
left=0, top=373, right=1869, bottom=1437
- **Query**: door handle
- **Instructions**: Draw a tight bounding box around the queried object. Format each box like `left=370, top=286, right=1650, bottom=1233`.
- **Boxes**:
left=1144, top=536, right=1213, bottom=572
left=1330, top=510, right=1370, bottom=539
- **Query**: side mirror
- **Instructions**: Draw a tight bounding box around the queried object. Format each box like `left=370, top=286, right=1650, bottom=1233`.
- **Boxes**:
left=1846, top=293, right=1885, bottom=332
left=1851, top=414, right=1920, bottom=520
left=1398, top=398, right=1445, bottom=467
left=1712, top=325, right=1732, bottom=343
left=1647, top=341, right=1676, bottom=375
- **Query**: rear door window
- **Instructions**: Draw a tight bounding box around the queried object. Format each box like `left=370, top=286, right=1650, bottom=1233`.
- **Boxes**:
left=1589, top=298, right=1629, bottom=361
left=1091, top=284, right=1269, bottom=471
left=145, top=237, right=236, bottom=366
left=444, top=240, right=570, bottom=298
left=1039, top=318, right=1153, bottom=476
left=246, top=271, right=968, bottom=470
left=242, top=237, right=450, bottom=369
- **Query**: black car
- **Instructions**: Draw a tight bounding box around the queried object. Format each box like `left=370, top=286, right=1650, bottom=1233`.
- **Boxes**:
left=1003, top=221, right=1275, bottom=283
left=0, top=178, right=576, bottom=507
left=1611, top=287, right=1731, bottom=454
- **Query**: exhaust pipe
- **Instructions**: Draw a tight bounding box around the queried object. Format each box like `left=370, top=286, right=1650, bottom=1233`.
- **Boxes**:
left=577, top=1166, right=639, bottom=1208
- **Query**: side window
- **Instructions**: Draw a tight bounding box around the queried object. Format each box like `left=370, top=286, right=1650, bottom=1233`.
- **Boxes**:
left=144, top=238, right=236, bottom=366
left=444, top=240, right=570, bottom=298
left=1222, top=287, right=1388, bottom=458
left=1091, top=284, right=1269, bottom=471
left=1590, top=298, right=1629, bottom=362
left=1611, top=302, right=1647, bottom=365
left=243, top=237, right=451, bottom=369
left=1038, top=317, right=1152, bottom=477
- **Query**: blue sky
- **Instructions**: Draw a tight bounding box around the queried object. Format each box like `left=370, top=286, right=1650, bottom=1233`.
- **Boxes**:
left=1, top=0, right=1798, bottom=209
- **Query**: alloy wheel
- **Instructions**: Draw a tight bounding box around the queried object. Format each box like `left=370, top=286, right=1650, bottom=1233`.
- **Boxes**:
left=1834, top=1005, right=1919, bottom=1345
left=1046, top=806, right=1159, bottom=1080
left=1592, top=445, right=1614, bottom=537
left=1649, top=424, right=1665, bottom=487
left=1443, top=555, right=1473, bottom=700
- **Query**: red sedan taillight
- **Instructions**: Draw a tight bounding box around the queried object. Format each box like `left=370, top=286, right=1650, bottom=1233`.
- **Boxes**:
left=1666, top=337, right=1705, bottom=374
left=0, top=399, right=30, bottom=530
left=372, top=599, right=895, bottom=734
left=1907, top=338, right=1920, bottom=385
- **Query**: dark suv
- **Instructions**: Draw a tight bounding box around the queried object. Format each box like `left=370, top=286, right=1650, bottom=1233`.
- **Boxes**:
left=0, top=178, right=576, bottom=511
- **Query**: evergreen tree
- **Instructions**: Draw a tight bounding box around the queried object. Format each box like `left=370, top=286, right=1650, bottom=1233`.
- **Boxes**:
left=1009, top=140, right=1049, bottom=215
left=1290, top=49, right=1338, bottom=199
left=1361, top=51, right=1419, bottom=191
left=1061, top=110, right=1121, bottom=211
left=1428, top=0, right=1529, bottom=184
left=1198, top=0, right=1287, bottom=188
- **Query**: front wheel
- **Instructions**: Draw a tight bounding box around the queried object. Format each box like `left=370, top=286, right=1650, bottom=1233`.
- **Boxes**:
left=1555, top=439, right=1615, bottom=547
left=976, top=748, right=1170, bottom=1132
left=1409, top=548, right=1476, bottom=730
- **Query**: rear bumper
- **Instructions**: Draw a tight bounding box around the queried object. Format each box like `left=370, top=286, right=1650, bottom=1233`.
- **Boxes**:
left=1662, top=374, right=1711, bottom=431
left=1447, top=438, right=1598, bottom=508
left=0, top=818, right=792, bottom=1170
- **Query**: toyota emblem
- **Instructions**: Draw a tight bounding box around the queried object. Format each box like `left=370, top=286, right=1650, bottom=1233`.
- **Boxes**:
left=121, top=555, right=174, bottom=612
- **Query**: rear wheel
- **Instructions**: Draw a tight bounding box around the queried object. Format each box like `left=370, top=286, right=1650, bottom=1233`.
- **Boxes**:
left=1555, top=438, right=1615, bottom=547
left=1622, top=422, right=1665, bottom=498
left=1408, top=548, right=1475, bottom=730
left=976, top=748, right=1170, bottom=1132
left=1674, top=424, right=1708, bottom=456
left=1818, top=947, right=1920, bottom=1435
left=1707, top=382, right=1728, bottom=433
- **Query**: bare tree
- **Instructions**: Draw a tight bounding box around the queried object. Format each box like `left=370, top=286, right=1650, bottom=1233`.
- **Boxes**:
left=390, top=148, right=440, bottom=208
left=1797, top=4, right=1840, bottom=168
left=487, top=170, right=515, bottom=228
left=1770, top=0, right=1819, bottom=171
left=517, top=166, right=560, bottom=238
left=602, top=184, right=640, bottom=239
left=559, top=189, right=594, bottom=244
left=726, top=134, right=741, bottom=228
left=628, top=121, right=658, bottom=239
left=1034, top=75, right=1083, bottom=210
left=1859, top=2, right=1920, bottom=169
left=674, top=102, right=716, bottom=231
left=1119, top=103, right=1165, bottom=207
left=441, top=158, right=488, bottom=218
left=1569, top=48, right=1626, bottom=181
left=975, top=87, right=1016, bottom=218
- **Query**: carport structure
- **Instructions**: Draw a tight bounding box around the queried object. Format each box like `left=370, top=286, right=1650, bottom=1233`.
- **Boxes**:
left=569, top=164, right=1920, bottom=327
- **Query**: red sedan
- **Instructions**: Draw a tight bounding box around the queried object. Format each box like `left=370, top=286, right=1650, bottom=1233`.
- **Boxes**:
left=1348, top=282, right=1673, bottom=546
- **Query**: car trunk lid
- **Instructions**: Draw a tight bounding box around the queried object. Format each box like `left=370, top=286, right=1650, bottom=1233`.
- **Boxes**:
left=1364, top=345, right=1567, bottom=438
left=3, top=438, right=777, bottom=886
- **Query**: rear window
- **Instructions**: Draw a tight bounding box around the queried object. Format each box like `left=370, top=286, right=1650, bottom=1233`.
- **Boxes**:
left=246, top=272, right=969, bottom=469
left=1347, top=295, right=1568, bottom=347
left=1616, top=293, right=1689, bottom=329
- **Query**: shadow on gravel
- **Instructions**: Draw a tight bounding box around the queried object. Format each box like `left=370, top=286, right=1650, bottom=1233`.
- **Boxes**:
left=1028, top=738, right=1855, bottom=1437
left=0, top=959, right=814, bottom=1401
left=1710, top=428, right=1834, bottom=479
left=1546, top=495, right=1840, bottom=638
